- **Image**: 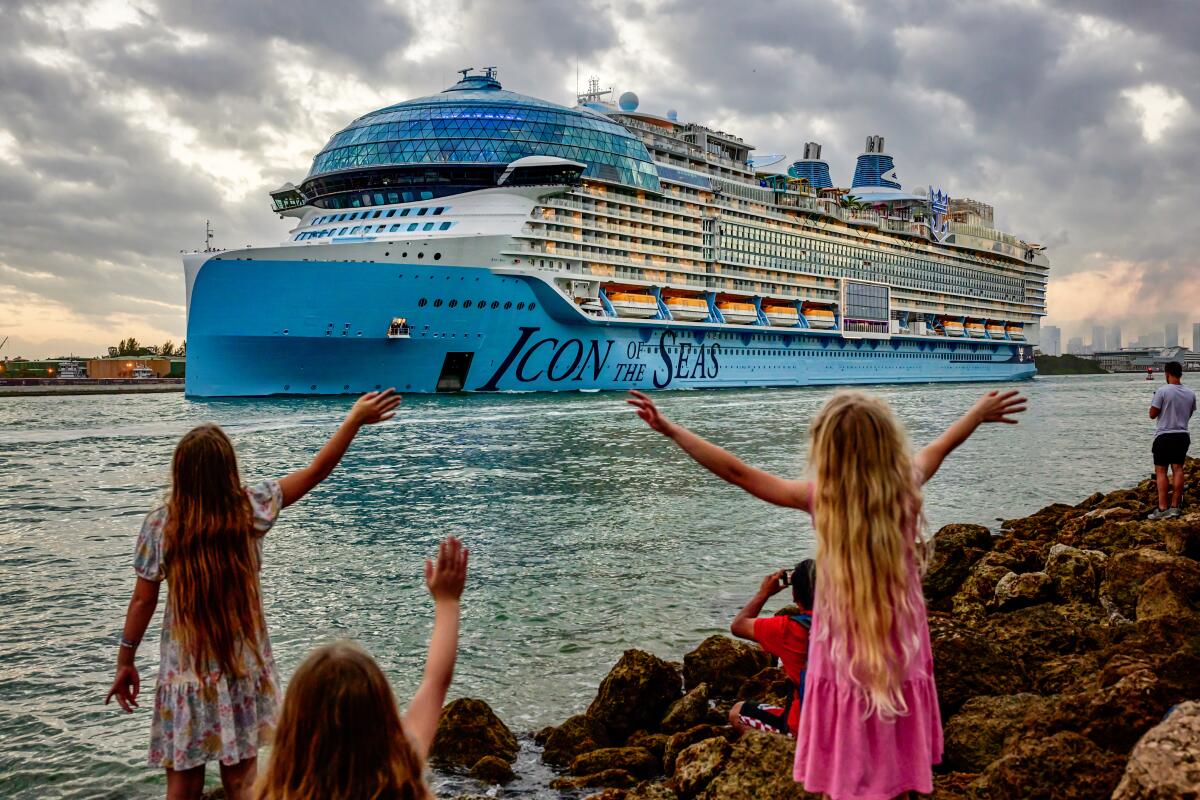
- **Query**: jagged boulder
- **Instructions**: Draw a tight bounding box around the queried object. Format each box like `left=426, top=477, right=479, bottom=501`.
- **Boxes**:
left=428, top=698, right=518, bottom=771
left=626, top=730, right=669, bottom=761
left=942, top=693, right=1052, bottom=772
left=663, top=724, right=730, bottom=776
left=737, top=667, right=791, bottom=708
left=1101, top=548, right=1200, bottom=618
left=669, top=737, right=729, bottom=799
left=1044, top=543, right=1106, bottom=601
left=923, top=523, right=992, bottom=603
left=543, top=713, right=611, bottom=768
left=1041, top=669, right=1174, bottom=753
left=682, top=636, right=770, bottom=698
left=1136, top=570, right=1200, bottom=621
left=551, top=769, right=638, bottom=791
left=951, top=551, right=1022, bottom=616
left=968, top=731, right=1125, bottom=799
left=588, top=650, right=683, bottom=741
left=698, top=730, right=819, bottom=800
left=1113, top=701, right=1200, bottom=799
left=572, top=747, right=660, bottom=780
left=660, top=682, right=709, bottom=733
left=929, top=614, right=1025, bottom=715
left=992, top=570, right=1052, bottom=610
left=469, top=755, right=515, bottom=785
left=1163, top=514, right=1200, bottom=558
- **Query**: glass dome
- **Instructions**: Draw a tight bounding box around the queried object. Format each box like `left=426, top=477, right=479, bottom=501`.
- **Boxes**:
left=305, top=74, right=660, bottom=192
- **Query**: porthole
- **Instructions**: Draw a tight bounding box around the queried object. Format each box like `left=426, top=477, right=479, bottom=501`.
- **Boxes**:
left=402, top=252, right=408, bottom=258
left=434, top=299, right=443, bottom=307
left=282, top=328, right=289, bottom=335
left=477, top=299, right=485, bottom=308
left=418, top=252, right=425, bottom=259
left=528, top=302, right=537, bottom=311
left=418, top=298, right=428, bottom=307
left=449, top=300, right=458, bottom=308
left=433, top=253, right=442, bottom=261
left=310, top=384, right=316, bottom=390
left=284, top=384, right=290, bottom=390
left=491, top=301, right=499, bottom=309
left=517, top=302, right=525, bottom=310
left=504, top=301, right=512, bottom=309
left=463, top=300, right=472, bottom=309
left=385, top=251, right=390, bottom=256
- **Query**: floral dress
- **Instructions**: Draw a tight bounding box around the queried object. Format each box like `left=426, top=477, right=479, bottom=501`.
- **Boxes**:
left=134, top=481, right=283, bottom=771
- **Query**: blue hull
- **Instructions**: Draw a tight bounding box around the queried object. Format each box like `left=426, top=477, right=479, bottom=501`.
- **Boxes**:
left=185, top=259, right=1036, bottom=396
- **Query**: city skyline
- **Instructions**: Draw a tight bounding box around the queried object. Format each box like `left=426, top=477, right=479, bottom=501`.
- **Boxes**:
left=1, top=0, right=1199, bottom=358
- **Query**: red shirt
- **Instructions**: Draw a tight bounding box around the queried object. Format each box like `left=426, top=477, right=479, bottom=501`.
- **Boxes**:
left=753, top=614, right=811, bottom=735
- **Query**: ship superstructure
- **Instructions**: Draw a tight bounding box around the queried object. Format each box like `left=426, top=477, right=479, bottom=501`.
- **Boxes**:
left=183, top=69, right=1046, bottom=396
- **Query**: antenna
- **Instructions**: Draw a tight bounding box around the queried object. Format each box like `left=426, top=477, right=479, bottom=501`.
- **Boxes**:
left=458, top=67, right=473, bottom=80
left=204, top=219, right=214, bottom=252
left=483, top=66, right=497, bottom=80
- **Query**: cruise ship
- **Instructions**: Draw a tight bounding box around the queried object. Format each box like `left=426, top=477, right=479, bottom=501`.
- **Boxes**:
left=183, top=69, right=1047, bottom=396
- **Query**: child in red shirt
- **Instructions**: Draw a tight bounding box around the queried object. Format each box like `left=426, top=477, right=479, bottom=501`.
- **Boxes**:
left=728, top=559, right=815, bottom=737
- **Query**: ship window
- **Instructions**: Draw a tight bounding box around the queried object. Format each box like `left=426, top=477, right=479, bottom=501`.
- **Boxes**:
left=434, top=253, right=442, bottom=260
left=408, top=223, right=419, bottom=231
left=439, top=222, right=452, bottom=230
left=528, top=302, right=537, bottom=311
left=423, top=223, right=434, bottom=231
left=433, top=207, right=445, bottom=215
left=372, top=210, right=382, bottom=218
left=504, top=301, right=513, bottom=309
left=517, top=302, right=526, bottom=310
left=350, top=226, right=362, bottom=234
left=463, top=300, right=472, bottom=308
left=337, top=214, right=348, bottom=221
left=491, top=301, right=499, bottom=309
left=418, top=298, right=427, bottom=307
left=420, top=191, right=433, bottom=200
left=387, top=192, right=399, bottom=204
left=418, top=208, right=429, bottom=216
left=386, top=210, right=396, bottom=218
left=390, top=224, right=401, bottom=232
left=449, top=300, right=458, bottom=308
left=339, top=227, right=348, bottom=235
left=417, top=252, right=424, bottom=258
left=433, top=299, right=442, bottom=307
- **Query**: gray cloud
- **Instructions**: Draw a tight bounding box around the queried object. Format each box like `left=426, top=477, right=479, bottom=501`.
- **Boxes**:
left=0, top=0, right=1196, bottom=357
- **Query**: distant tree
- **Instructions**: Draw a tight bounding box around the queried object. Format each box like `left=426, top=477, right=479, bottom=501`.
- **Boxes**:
left=839, top=194, right=864, bottom=211
left=160, top=340, right=176, bottom=357
left=177, top=340, right=186, bottom=356
left=116, top=337, right=142, bottom=356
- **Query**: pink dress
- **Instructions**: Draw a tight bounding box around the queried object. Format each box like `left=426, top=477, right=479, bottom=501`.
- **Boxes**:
left=793, top=575, right=943, bottom=799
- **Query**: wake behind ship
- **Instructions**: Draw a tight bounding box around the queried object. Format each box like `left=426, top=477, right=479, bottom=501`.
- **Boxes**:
left=183, top=69, right=1047, bottom=396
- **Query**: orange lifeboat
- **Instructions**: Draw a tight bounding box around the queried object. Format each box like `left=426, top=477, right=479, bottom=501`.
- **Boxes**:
left=718, top=302, right=758, bottom=325
left=607, top=292, right=658, bottom=319
left=665, top=296, right=710, bottom=322
left=762, top=305, right=800, bottom=327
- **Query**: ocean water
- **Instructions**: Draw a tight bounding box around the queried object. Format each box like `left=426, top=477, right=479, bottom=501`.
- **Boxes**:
left=0, top=375, right=1166, bottom=797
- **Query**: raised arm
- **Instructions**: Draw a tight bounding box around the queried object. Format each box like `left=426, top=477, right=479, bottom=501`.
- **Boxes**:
left=105, top=577, right=160, bottom=713
left=403, top=536, right=469, bottom=761
left=278, top=389, right=401, bottom=507
left=627, top=391, right=812, bottom=510
left=730, top=570, right=787, bottom=641
left=914, top=389, right=1027, bottom=484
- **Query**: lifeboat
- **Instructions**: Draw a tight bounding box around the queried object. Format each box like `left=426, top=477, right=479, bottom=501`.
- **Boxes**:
left=986, top=323, right=1006, bottom=338
left=804, top=308, right=837, bottom=329
left=966, top=322, right=986, bottom=339
left=665, top=296, right=710, bottom=322
left=942, top=320, right=965, bottom=337
left=608, top=292, right=658, bottom=318
left=1006, top=325, right=1025, bottom=341
left=718, top=301, right=759, bottom=325
left=763, top=305, right=800, bottom=327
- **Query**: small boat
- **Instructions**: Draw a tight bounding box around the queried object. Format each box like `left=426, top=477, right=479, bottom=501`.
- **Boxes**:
left=1006, top=325, right=1025, bottom=341
left=387, top=317, right=411, bottom=339
left=718, top=301, right=758, bottom=325
left=986, top=324, right=1006, bottom=338
left=132, top=363, right=156, bottom=379
left=665, top=296, right=710, bottom=322
left=56, top=361, right=85, bottom=379
left=943, top=320, right=965, bottom=337
left=762, top=305, right=800, bottom=327
left=804, top=307, right=837, bottom=329
left=966, top=322, right=986, bottom=339
left=608, top=292, right=658, bottom=318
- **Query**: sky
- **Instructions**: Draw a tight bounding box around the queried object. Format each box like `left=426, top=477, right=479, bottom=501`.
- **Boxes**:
left=1, top=0, right=1197, bottom=358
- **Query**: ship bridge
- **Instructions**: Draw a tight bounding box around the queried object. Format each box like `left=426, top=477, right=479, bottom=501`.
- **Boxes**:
left=278, top=68, right=660, bottom=212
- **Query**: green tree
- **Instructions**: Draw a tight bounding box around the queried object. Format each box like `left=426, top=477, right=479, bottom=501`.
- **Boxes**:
left=117, top=337, right=142, bottom=356
left=177, top=340, right=186, bottom=356
left=839, top=193, right=864, bottom=211
left=160, top=340, right=176, bottom=357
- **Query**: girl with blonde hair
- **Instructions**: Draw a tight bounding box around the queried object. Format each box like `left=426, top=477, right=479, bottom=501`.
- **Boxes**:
left=256, top=536, right=468, bottom=800
left=628, top=388, right=1026, bottom=799
left=107, top=390, right=401, bottom=800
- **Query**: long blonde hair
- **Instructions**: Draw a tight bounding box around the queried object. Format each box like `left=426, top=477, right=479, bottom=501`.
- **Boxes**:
left=256, top=641, right=430, bottom=800
left=809, top=392, right=927, bottom=719
left=164, top=424, right=263, bottom=680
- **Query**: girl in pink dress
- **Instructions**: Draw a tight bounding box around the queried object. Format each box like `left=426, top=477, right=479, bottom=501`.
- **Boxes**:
left=628, top=388, right=1026, bottom=800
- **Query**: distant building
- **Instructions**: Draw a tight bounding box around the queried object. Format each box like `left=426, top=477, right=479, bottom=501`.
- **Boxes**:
left=1166, top=322, right=1179, bottom=348
left=1042, top=325, right=1062, bottom=356
left=1136, top=331, right=1166, bottom=348
left=1193, top=322, right=1200, bottom=351
left=1067, top=336, right=1084, bottom=355
left=1091, top=325, right=1106, bottom=352
left=1106, top=326, right=1122, bottom=351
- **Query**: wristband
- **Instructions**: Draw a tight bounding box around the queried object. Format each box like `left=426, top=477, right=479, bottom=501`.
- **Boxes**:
left=119, top=637, right=139, bottom=649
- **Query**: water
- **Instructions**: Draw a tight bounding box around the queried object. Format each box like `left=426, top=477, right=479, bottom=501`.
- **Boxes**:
left=0, top=375, right=1164, bottom=797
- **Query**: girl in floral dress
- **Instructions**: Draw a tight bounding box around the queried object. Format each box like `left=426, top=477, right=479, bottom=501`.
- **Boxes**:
left=106, top=390, right=401, bottom=800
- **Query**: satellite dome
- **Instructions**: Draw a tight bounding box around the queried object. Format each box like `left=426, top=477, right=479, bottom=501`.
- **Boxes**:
left=618, top=91, right=639, bottom=111
left=666, top=109, right=678, bottom=121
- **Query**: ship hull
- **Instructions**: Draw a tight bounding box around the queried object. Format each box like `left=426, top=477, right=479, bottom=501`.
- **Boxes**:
left=185, top=257, right=1036, bottom=397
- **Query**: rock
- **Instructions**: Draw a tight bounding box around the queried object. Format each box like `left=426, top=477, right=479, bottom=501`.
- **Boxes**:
left=1163, top=515, right=1200, bottom=558
left=1101, top=548, right=1200, bottom=618
left=663, top=724, right=729, bottom=776
left=1113, top=701, right=1200, bottom=799
left=923, top=523, right=992, bottom=603
left=942, top=693, right=1051, bottom=772
left=534, top=725, right=554, bottom=745
left=992, top=570, right=1052, bottom=610
left=682, top=636, right=771, bottom=699
left=660, top=682, right=709, bottom=733
left=1044, top=543, right=1106, bottom=601
left=929, top=613, right=1025, bottom=715
left=543, top=713, right=611, bottom=768
left=469, top=755, right=516, bottom=785
left=951, top=551, right=1022, bottom=616
left=551, top=769, right=639, bottom=791
left=969, top=731, right=1125, bottom=799
left=1050, top=669, right=1174, bottom=753
left=571, top=747, right=660, bottom=780
left=588, top=650, right=683, bottom=741
left=1136, top=570, right=1200, bottom=621
left=583, top=790, right=629, bottom=800
left=625, top=782, right=680, bottom=800
left=669, top=737, right=729, bottom=799
left=428, top=698, right=518, bottom=771
left=980, top=603, right=1102, bottom=678
left=736, top=667, right=791, bottom=708
left=627, top=730, right=669, bottom=761
left=698, top=730, right=819, bottom=800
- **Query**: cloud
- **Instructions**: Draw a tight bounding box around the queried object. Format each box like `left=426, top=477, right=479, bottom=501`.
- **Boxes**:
left=0, top=0, right=1197, bottom=357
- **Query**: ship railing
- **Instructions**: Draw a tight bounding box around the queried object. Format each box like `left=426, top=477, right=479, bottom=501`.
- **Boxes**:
left=550, top=194, right=705, bottom=219
left=543, top=202, right=704, bottom=233
left=946, top=222, right=1024, bottom=248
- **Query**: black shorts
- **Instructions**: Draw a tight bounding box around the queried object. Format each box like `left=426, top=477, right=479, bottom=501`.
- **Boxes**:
left=1153, top=433, right=1190, bottom=467
left=736, top=702, right=792, bottom=736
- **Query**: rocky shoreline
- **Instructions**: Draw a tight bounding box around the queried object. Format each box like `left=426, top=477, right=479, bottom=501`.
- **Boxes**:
left=430, top=460, right=1200, bottom=799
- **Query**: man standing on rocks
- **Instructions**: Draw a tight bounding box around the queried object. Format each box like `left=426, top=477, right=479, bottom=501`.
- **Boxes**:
left=1148, top=360, right=1196, bottom=519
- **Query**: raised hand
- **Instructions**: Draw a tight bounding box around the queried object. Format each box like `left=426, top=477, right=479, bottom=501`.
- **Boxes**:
left=425, top=536, right=469, bottom=603
left=626, top=390, right=678, bottom=437
left=105, top=663, right=140, bottom=713
left=349, top=388, right=401, bottom=425
left=972, top=389, right=1027, bottom=424
left=759, top=569, right=787, bottom=597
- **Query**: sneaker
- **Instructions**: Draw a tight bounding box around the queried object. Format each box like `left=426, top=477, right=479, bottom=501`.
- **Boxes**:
left=1147, top=507, right=1170, bottom=520
left=1166, top=506, right=1182, bottom=519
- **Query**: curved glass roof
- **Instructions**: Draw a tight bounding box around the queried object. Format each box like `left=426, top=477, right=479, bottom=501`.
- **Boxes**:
left=306, top=74, right=660, bottom=192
